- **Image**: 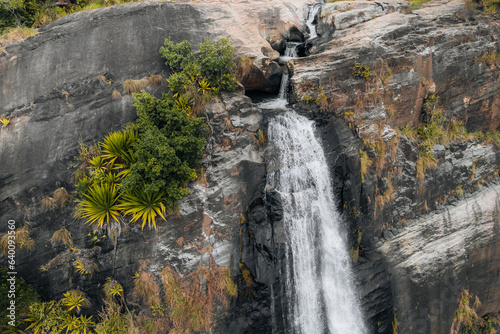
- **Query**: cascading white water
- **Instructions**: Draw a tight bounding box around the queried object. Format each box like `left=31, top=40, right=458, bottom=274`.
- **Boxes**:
left=280, top=42, right=300, bottom=63
left=258, top=43, right=297, bottom=110
left=267, top=111, right=367, bottom=334
left=306, top=3, right=321, bottom=40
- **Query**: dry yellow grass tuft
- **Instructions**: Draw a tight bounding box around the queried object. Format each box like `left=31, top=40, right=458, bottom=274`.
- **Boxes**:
left=98, top=75, right=107, bottom=84
left=112, top=89, right=122, bottom=99
left=51, top=228, right=73, bottom=247
left=360, top=150, right=373, bottom=183
left=123, top=79, right=148, bottom=94
left=53, top=187, right=72, bottom=207
left=148, top=74, right=164, bottom=87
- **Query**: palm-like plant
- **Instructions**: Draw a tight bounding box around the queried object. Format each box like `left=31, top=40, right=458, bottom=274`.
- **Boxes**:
left=61, top=315, right=95, bottom=334
left=0, top=117, right=11, bottom=127
left=198, top=78, right=211, bottom=95
left=89, top=155, right=106, bottom=171
left=118, top=187, right=167, bottom=229
left=75, top=183, right=121, bottom=228
left=103, top=277, right=124, bottom=301
left=24, top=301, right=65, bottom=334
left=74, top=259, right=99, bottom=277
left=61, top=290, right=90, bottom=313
left=175, top=95, right=194, bottom=116
left=100, top=129, right=137, bottom=168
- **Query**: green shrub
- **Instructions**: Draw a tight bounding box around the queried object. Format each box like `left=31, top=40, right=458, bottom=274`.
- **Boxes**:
left=0, top=267, right=39, bottom=331
left=159, top=39, right=195, bottom=72
left=199, top=38, right=236, bottom=85
left=73, top=38, right=235, bottom=230
left=469, top=0, right=500, bottom=14
left=167, top=72, right=190, bottom=96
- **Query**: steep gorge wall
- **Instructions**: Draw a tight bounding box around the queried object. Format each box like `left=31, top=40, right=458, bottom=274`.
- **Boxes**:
left=0, top=0, right=499, bottom=333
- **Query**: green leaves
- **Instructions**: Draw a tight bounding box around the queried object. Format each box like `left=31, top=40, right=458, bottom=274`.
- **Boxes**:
left=61, top=290, right=90, bottom=313
left=100, top=129, right=137, bottom=167
left=73, top=39, right=235, bottom=231
left=118, top=187, right=167, bottom=230
left=199, top=38, right=235, bottom=78
left=76, top=183, right=121, bottom=229
left=159, top=39, right=195, bottom=72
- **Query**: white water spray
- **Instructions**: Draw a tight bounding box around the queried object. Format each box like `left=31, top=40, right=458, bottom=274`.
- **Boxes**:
left=267, top=112, right=367, bottom=334
left=258, top=43, right=298, bottom=110
left=306, top=3, right=321, bottom=40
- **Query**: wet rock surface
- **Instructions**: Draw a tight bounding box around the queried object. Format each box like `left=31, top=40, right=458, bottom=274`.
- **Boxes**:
left=0, top=0, right=499, bottom=333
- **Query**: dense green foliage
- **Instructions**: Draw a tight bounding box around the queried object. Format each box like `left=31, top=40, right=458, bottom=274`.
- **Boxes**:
left=75, top=38, right=237, bottom=229
left=0, top=267, right=39, bottom=332
left=122, top=92, right=206, bottom=196
left=470, top=0, right=500, bottom=14
left=0, top=0, right=137, bottom=35
left=159, top=40, right=195, bottom=72
left=160, top=37, right=237, bottom=95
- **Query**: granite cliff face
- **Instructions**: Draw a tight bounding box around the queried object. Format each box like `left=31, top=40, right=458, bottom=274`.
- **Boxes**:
left=0, top=0, right=499, bottom=333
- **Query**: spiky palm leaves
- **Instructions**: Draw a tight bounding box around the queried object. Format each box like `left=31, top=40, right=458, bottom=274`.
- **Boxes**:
left=24, top=300, right=95, bottom=334
left=74, top=259, right=99, bottom=277
left=118, top=187, right=167, bottom=230
left=103, top=277, right=124, bottom=301
left=101, top=129, right=137, bottom=168
left=76, top=183, right=120, bottom=229
left=76, top=130, right=172, bottom=230
left=61, top=290, right=91, bottom=313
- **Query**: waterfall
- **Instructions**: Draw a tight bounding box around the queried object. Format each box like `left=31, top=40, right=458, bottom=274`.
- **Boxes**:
left=280, top=42, right=300, bottom=63
left=267, top=112, right=367, bottom=334
left=306, top=3, right=321, bottom=40
left=278, top=73, right=289, bottom=101
left=258, top=43, right=297, bottom=110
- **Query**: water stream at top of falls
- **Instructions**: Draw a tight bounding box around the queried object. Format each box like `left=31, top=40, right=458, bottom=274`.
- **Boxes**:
left=306, top=2, right=322, bottom=40
left=267, top=112, right=367, bottom=334
left=257, top=42, right=297, bottom=110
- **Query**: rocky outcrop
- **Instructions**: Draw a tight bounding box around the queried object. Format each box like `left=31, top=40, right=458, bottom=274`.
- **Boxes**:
left=0, top=0, right=499, bottom=333
left=286, top=0, right=500, bottom=332
left=289, top=0, right=500, bottom=132
left=379, top=183, right=500, bottom=333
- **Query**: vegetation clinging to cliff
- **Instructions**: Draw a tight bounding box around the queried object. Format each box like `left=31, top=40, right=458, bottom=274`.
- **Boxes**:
left=74, top=38, right=236, bottom=230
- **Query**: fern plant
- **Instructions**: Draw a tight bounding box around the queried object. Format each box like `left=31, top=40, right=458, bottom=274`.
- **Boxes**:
left=75, top=183, right=121, bottom=228
left=118, top=187, right=167, bottom=229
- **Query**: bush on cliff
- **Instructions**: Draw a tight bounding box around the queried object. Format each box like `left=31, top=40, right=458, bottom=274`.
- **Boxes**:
left=75, top=38, right=236, bottom=230
left=0, top=266, right=39, bottom=331
left=160, top=37, right=237, bottom=96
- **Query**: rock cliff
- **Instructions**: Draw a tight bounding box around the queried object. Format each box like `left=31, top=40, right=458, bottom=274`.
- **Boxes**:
left=0, top=0, right=499, bottom=333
